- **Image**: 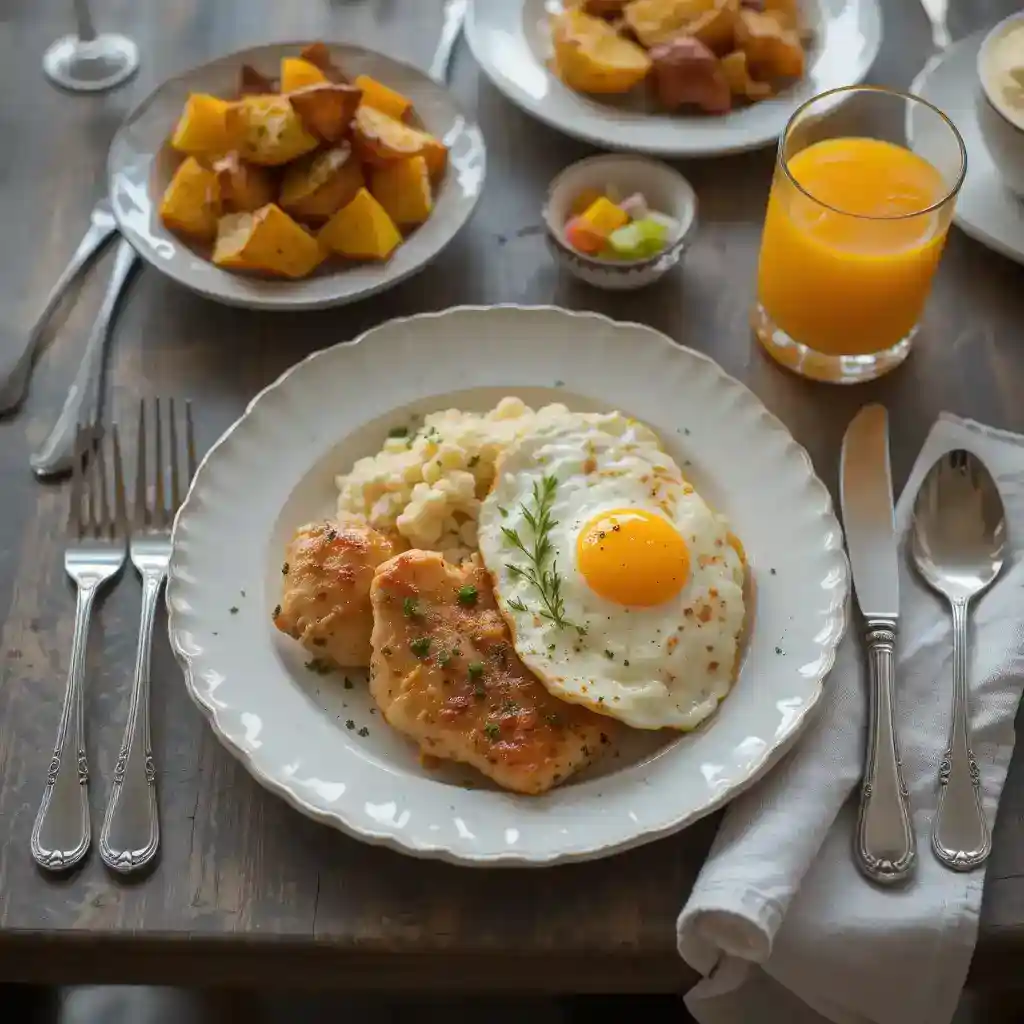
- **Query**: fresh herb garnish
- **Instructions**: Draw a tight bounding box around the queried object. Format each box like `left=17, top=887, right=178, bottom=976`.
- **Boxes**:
left=403, top=596, right=420, bottom=618
left=343, top=677, right=354, bottom=690
left=484, top=722, right=500, bottom=740
left=305, top=658, right=333, bottom=675
left=357, top=727, right=369, bottom=737
left=438, top=651, right=452, bottom=667
left=468, top=455, right=480, bottom=468
left=345, top=719, right=355, bottom=730
left=410, top=637, right=431, bottom=657
left=497, top=505, right=508, bottom=519
left=281, top=562, right=289, bottom=575
left=501, top=476, right=583, bottom=633
left=457, top=585, right=478, bottom=606
left=272, top=604, right=281, bottom=618
left=468, top=662, right=484, bottom=680
left=474, top=685, right=486, bottom=699
left=387, top=426, right=409, bottom=439
left=229, top=606, right=239, bottom=615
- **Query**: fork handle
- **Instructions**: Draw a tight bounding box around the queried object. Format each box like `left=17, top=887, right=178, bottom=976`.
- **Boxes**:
left=31, top=582, right=96, bottom=871
left=99, top=569, right=162, bottom=873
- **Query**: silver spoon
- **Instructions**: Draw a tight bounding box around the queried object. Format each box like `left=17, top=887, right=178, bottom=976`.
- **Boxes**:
left=911, top=449, right=1005, bottom=871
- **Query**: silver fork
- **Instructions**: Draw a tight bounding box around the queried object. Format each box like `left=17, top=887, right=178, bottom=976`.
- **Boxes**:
left=31, top=425, right=127, bottom=871
left=99, top=398, right=196, bottom=873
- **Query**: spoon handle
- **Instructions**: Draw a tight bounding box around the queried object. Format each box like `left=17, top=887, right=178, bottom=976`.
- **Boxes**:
left=855, top=618, right=916, bottom=884
left=932, top=598, right=991, bottom=870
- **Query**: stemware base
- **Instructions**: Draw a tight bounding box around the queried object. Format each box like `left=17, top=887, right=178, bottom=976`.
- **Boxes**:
left=43, top=34, right=139, bottom=93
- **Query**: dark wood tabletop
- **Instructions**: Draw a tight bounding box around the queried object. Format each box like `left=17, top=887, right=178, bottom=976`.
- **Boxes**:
left=2, top=0, right=1024, bottom=996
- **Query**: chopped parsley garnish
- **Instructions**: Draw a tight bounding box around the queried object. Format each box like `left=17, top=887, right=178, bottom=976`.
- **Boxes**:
left=410, top=637, right=431, bottom=657
left=604, top=650, right=614, bottom=659
left=387, top=426, right=409, bottom=438
left=357, top=727, right=369, bottom=738
left=272, top=604, right=281, bottom=618
left=229, top=606, right=239, bottom=615
left=403, top=596, right=420, bottom=618
left=345, top=719, right=355, bottom=730
left=484, top=722, right=500, bottom=740
left=438, top=651, right=452, bottom=667
left=281, top=562, right=289, bottom=575
left=457, top=585, right=478, bottom=606
left=468, top=455, right=480, bottom=468
left=468, top=661, right=485, bottom=680
left=474, top=685, right=486, bottom=699
left=497, top=505, right=508, bottom=519
left=304, top=658, right=333, bottom=674
left=343, top=677, right=354, bottom=690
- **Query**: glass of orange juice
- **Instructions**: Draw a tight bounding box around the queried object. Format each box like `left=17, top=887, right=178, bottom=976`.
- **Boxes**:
left=753, top=86, right=966, bottom=384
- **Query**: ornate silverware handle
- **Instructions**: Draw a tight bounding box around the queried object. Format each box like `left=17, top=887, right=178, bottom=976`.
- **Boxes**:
left=31, top=238, right=139, bottom=478
left=31, top=583, right=96, bottom=871
left=855, top=617, right=916, bottom=884
left=931, top=598, right=991, bottom=870
left=429, top=0, right=467, bottom=84
left=0, top=206, right=116, bottom=414
left=99, top=569, right=163, bottom=873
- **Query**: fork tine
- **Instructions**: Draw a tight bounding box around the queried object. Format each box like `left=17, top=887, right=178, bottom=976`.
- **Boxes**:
left=154, top=397, right=166, bottom=528
left=135, top=399, right=148, bottom=529
left=112, top=424, right=127, bottom=535
left=95, top=427, right=110, bottom=538
left=67, top=425, right=85, bottom=537
left=186, top=400, right=197, bottom=482
left=169, top=397, right=181, bottom=511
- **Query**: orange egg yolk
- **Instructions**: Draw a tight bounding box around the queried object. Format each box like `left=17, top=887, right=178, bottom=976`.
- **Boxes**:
left=576, top=508, right=689, bottom=607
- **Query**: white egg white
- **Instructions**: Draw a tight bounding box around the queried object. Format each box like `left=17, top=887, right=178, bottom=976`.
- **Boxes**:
left=477, top=412, right=746, bottom=731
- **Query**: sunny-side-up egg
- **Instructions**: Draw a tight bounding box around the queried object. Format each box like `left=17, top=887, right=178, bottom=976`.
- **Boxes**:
left=476, top=412, right=746, bottom=731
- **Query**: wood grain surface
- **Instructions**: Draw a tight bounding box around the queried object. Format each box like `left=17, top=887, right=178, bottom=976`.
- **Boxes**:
left=1, top=0, right=1023, bottom=994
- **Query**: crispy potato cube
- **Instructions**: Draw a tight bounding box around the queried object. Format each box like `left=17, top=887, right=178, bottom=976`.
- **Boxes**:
left=319, top=188, right=402, bottom=260
left=736, top=8, right=805, bottom=78
left=300, top=42, right=348, bottom=83
left=421, top=135, right=449, bottom=180
left=352, top=105, right=433, bottom=166
left=159, top=157, right=222, bottom=242
left=551, top=9, right=652, bottom=94
left=212, top=203, right=324, bottom=278
left=281, top=56, right=328, bottom=93
left=170, top=93, right=238, bottom=159
left=354, top=74, right=413, bottom=121
left=623, top=0, right=717, bottom=48
left=226, top=94, right=320, bottom=166
left=280, top=145, right=366, bottom=221
left=370, top=155, right=433, bottom=228
left=289, top=83, right=362, bottom=143
left=720, top=50, right=772, bottom=99
left=212, top=152, right=276, bottom=212
left=689, top=0, right=740, bottom=55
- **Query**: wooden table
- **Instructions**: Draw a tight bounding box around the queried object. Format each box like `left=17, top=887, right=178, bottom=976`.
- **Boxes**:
left=2, top=0, right=1024, bottom=996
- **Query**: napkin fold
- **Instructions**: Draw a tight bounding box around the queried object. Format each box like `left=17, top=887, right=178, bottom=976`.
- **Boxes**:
left=678, top=414, right=1024, bottom=1024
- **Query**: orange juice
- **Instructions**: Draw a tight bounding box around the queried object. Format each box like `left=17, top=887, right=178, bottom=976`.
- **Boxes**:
left=756, top=137, right=950, bottom=358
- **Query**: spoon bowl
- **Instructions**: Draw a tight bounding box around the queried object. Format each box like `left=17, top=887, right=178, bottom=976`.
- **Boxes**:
left=910, top=448, right=1006, bottom=871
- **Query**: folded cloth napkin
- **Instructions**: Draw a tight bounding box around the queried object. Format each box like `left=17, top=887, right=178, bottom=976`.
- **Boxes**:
left=677, top=414, right=1024, bottom=1024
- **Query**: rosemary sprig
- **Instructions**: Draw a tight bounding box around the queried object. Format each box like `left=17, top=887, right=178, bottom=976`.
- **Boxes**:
left=501, top=476, right=584, bottom=634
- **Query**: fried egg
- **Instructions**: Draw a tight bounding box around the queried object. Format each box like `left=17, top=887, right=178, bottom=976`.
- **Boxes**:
left=476, top=412, right=746, bottom=731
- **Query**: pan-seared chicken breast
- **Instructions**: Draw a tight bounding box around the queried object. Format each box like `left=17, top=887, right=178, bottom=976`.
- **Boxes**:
left=273, top=517, right=398, bottom=668
left=369, top=551, right=615, bottom=795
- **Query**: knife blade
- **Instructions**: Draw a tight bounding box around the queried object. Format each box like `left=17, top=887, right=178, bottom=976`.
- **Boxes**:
left=840, top=404, right=916, bottom=885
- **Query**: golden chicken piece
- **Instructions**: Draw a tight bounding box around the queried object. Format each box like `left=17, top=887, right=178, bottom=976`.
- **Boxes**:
left=369, top=551, right=616, bottom=795
left=273, top=517, right=398, bottom=668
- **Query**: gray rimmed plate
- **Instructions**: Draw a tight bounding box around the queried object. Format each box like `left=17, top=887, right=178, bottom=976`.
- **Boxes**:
left=108, top=42, right=486, bottom=311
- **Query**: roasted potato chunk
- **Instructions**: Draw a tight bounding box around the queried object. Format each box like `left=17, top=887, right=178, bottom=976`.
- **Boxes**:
left=370, top=155, right=433, bottom=228
left=213, top=152, right=276, bottom=213
left=649, top=36, right=731, bottom=113
left=319, top=188, right=403, bottom=260
left=212, top=203, right=324, bottom=277
left=551, top=8, right=652, bottom=94
left=354, top=74, right=412, bottom=121
left=720, top=49, right=772, bottom=99
left=623, top=0, right=716, bottom=48
left=279, top=145, right=365, bottom=221
left=170, top=93, right=238, bottom=159
left=238, top=64, right=275, bottom=97
left=583, top=0, right=632, bottom=16
left=735, top=8, right=805, bottom=78
left=688, top=0, right=741, bottom=55
left=289, top=83, right=362, bottom=143
left=159, top=157, right=221, bottom=242
left=300, top=42, right=349, bottom=83
left=227, top=94, right=320, bottom=166
left=352, top=105, right=430, bottom=165
left=280, top=56, right=327, bottom=93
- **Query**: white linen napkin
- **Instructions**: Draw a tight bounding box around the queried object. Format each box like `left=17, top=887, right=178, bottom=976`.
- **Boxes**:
left=678, top=414, right=1024, bottom=1024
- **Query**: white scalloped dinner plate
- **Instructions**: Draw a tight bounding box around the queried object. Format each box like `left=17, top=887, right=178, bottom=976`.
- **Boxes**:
left=465, top=0, right=882, bottom=157
left=167, top=306, right=848, bottom=865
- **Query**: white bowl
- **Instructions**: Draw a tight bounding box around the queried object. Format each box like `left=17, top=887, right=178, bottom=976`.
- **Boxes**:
left=977, top=12, right=1024, bottom=197
left=542, top=155, right=697, bottom=291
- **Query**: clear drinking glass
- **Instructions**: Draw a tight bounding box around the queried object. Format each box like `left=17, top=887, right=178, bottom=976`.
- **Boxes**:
left=43, top=0, right=140, bottom=93
left=752, top=86, right=967, bottom=384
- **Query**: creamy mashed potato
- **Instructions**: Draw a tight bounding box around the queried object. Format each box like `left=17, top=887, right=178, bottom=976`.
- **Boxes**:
left=336, top=398, right=575, bottom=562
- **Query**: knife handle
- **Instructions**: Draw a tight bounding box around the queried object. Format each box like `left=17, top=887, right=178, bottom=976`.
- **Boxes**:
left=855, top=617, right=916, bottom=885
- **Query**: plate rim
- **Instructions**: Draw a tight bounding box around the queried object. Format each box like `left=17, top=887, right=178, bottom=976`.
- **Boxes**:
left=167, top=304, right=850, bottom=865
left=107, top=40, right=487, bottom=311
left=464, top=0, right=883, bottom=158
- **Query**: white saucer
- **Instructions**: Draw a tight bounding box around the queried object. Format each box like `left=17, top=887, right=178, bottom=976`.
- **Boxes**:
left=909, top=30, right=1024, bottom=266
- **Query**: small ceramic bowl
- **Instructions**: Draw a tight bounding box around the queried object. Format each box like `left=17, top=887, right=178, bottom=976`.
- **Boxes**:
left=977, top=12, right=1024, bottom=197
left=542, top=154, right=698, bottom=291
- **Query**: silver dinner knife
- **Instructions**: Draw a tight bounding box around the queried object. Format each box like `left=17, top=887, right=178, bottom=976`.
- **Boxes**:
left=840, top=404, right=916, bottom=885
left=31, top=237, right=140, bottom=478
